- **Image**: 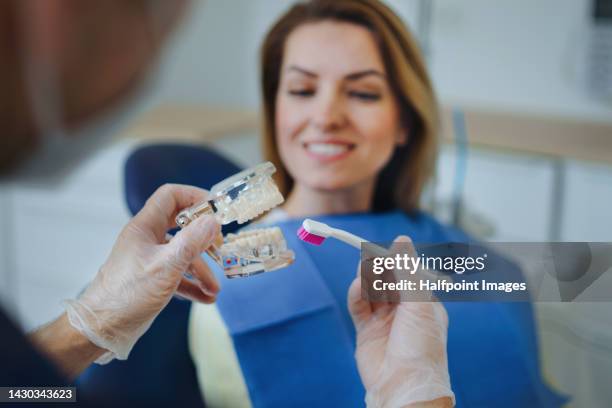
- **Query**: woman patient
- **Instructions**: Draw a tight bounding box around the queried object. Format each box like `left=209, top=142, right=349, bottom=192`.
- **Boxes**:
left=190, top=1, right=565, bottom=407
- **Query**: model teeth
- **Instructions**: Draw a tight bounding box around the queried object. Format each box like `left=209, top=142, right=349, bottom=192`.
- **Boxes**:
left=215, top=225, right=294, bottom=276
left=223, top=227, right=286, bottom=252
left=306, top=143, right=350, bottom=156
left=231, top=179, right=284, bottom=224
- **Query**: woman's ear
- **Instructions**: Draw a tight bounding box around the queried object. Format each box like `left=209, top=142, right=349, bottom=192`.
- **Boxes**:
left=396, top=129, right=408, bottom=146
left=396, top=109, right=415, bottom=147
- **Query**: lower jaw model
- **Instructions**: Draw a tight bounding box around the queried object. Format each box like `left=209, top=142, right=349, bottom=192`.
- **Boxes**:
left=211, top=226, right=295, bottom=278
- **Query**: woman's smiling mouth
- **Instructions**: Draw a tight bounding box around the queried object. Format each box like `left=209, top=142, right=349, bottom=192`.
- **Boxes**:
left=302, top=141, right=356, bottom=162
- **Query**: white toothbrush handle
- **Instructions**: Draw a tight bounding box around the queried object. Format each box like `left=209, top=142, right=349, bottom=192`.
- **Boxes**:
left=329, top=228, right=364, bottom=249
left=329, top=228, right=388, bottom=257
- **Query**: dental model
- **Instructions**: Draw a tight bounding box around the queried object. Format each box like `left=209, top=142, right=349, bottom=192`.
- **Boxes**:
left=176, top=161, right=284, bottom=228
left=176, top=162, right=291, bottom=278
left=216, top=226, right=295, bottom=278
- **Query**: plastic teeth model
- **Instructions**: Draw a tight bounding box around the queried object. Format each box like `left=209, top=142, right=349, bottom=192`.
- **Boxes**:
left=175, top=161, right=284, bottom=228
left=175, top=162, right=291, bottom=278
left=215, top=226, right=295, bottom=278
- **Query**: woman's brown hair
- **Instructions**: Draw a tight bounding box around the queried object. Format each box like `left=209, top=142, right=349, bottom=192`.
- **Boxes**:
left=260, top=0, right=438, bottom=213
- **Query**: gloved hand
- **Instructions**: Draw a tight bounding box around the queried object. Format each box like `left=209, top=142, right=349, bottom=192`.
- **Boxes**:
left=348, top=236, right=455, bottom=408
left=63, top=184, right=221, bottom=364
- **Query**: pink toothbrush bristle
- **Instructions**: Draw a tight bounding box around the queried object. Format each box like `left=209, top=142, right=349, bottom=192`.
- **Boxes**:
left=297, top=226, right=325, bottom=245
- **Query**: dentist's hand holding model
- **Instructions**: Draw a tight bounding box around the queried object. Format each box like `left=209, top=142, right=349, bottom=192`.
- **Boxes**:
left=349, top=236, right=455, bottom=408
left=30, top=185, right=221, bottom=377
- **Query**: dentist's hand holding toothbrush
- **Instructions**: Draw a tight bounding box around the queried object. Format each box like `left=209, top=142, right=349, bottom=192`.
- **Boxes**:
left=298, top=220, right=454, bottom=407
left=348, top=236, right=455, bottom=408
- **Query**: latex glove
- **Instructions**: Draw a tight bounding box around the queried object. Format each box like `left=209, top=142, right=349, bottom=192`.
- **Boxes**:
left=63, top=184, right=221, bottom=364
left=348, top=236, right=455, bottom=408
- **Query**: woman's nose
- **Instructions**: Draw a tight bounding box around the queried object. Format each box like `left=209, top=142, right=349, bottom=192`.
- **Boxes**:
left=311, top=89, right=346, bottom=131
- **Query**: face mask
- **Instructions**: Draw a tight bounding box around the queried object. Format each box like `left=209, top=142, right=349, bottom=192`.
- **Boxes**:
left=13, top=38, right=150, bottom=184
left=14, top=95, right=140, bottom=184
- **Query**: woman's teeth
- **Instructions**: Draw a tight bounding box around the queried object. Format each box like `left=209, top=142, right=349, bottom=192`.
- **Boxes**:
left=305, top=143, right=352, bottom=156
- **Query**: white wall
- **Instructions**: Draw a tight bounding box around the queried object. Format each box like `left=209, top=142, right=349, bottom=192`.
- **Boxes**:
left=148, top=0, right=256, bottom=108
left=429, top=0, right=612, bottom=120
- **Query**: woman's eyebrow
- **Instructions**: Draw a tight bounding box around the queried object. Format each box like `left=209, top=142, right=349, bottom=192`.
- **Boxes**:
left=287, top=65, right=318, bottom=77
left=286, top=66, right=386, bottom=80
left=345, top=69, right=386, bottom=81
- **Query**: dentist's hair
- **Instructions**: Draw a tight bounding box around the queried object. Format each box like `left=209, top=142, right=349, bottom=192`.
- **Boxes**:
left=260, top=0, right=438, bottom=213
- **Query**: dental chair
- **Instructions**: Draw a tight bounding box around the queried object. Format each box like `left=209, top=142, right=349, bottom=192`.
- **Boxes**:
left=77, top=143, right=243, bottom=407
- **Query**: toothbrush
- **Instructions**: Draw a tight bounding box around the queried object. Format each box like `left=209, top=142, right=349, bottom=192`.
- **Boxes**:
left=298, top=218, right=450, bottom=282
left=297, top=218, right=388, bottom=257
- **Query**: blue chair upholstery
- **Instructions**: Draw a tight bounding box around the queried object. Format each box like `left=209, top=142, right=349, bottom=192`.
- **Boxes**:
left=77, top=143, right=243, bottom=407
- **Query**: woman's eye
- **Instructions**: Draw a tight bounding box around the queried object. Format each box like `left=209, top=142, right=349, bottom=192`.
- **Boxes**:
left=348, top=91, right=381, bottom=101
left=288, top=89, right=315, bottom=97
